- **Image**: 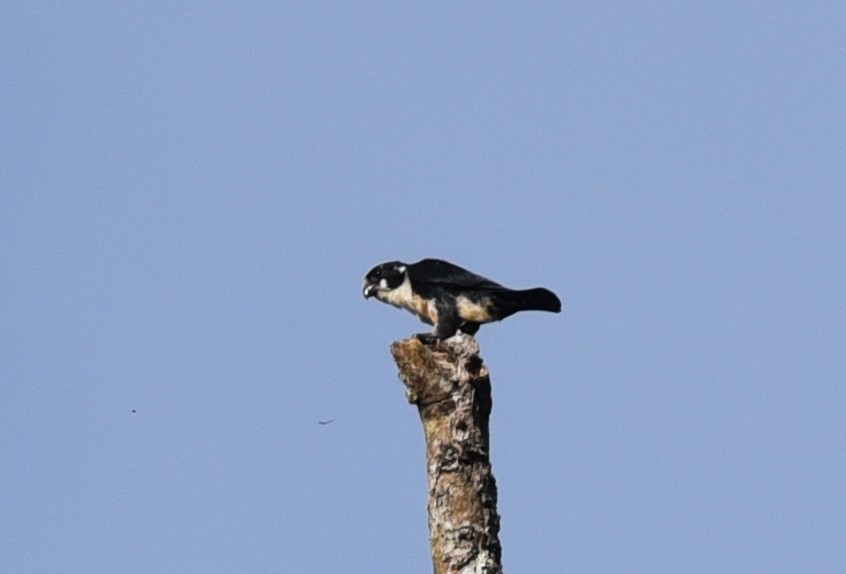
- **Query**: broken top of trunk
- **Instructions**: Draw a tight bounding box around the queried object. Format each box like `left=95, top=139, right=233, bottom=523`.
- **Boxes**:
left=391, top=334, right=503, bottom=574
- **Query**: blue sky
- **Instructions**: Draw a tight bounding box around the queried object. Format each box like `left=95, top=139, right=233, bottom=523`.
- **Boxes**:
left=3, top=3, right=845, bottom=573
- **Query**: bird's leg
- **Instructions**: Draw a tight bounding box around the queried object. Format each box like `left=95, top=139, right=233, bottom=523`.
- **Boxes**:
left=458, top=321, right=480, bottom=336
left=414, top=309, right=460, bottom=345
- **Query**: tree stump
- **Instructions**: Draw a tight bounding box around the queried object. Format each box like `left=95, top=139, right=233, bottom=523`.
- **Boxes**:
left=391, top=334, right=503, bottom=574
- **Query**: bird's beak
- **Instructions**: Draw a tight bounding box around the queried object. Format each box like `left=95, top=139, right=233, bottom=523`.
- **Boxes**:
left=363, top=284, right=377, bottom=298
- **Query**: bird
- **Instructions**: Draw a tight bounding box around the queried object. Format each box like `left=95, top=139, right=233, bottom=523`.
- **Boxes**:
left=363, top=258, right=561, bottom=343
left=318, top=419, right=335, bottom=425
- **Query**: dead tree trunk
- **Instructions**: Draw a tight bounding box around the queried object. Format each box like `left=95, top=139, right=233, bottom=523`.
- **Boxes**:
left=391, top=334, right=503, bottom=574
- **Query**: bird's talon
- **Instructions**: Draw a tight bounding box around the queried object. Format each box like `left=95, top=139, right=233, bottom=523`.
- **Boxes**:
left=415, top=333, right=439, bottom=345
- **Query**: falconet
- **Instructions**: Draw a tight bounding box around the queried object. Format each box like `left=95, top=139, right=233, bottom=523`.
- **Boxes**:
left=363, top=258, right=561, bottom=343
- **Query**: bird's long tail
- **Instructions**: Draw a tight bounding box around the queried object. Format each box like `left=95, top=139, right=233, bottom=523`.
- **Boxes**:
left=500, top=287, right=562, bottom=315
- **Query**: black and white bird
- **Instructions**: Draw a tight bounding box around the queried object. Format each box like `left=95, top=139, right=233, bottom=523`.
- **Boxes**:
left=363, top=258, right=561, bottom=343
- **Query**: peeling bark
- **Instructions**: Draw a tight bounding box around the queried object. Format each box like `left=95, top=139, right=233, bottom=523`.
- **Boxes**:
left=391, top=334, right=503, bottom=574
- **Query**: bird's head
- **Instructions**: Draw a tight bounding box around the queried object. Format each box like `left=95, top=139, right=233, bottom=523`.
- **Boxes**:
left=363, top=261, right=408, bottom=299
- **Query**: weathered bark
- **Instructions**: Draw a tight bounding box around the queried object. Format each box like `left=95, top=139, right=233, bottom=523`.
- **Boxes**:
left=391, top=334, right=503, bottom=574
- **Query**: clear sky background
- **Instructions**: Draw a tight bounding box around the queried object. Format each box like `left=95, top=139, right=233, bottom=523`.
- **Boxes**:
left=3, top=3, right=845, bottom=573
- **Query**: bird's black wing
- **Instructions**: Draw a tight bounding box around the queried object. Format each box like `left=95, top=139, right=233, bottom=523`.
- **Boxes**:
left=407, top=259, right=504, bottom=291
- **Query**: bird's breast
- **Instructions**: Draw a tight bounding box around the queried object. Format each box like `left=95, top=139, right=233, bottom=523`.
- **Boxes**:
left=412, top=297, right=438, bottom=326
left=379, top=276, right=438, bottom=326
